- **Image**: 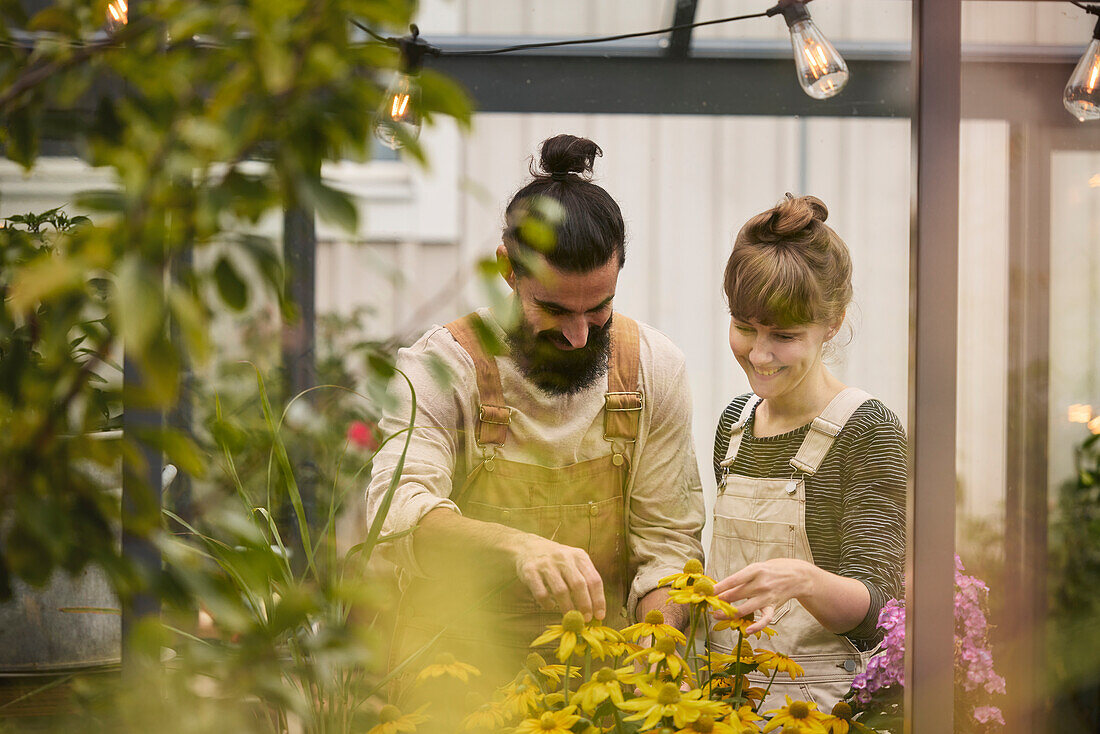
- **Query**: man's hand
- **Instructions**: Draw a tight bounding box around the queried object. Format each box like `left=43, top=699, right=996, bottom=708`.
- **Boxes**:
left=512, top=534, right=606, bottom=622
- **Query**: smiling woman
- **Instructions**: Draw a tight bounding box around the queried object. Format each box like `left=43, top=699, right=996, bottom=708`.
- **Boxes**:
left=706, top=194, right=907, bottom=713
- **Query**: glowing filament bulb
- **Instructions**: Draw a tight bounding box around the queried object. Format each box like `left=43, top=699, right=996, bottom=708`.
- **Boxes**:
left=374, top=71, right=421, bottom=150
left=106, top=0, right=127, bottom=27
left=787, top=19, right=848, bottom=100
left=1065, top=36, right=1100, bottom=122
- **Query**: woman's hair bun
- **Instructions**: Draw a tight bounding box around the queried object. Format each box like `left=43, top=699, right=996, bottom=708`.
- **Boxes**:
left=535, top=134, right=602, bottom=180
left=762, top=193, right=829, bottom=239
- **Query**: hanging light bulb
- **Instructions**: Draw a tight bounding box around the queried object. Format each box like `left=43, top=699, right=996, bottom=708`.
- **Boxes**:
left=373, top=25, right=435, bottom=151
left=1064, top=11, right=1100, bottom=122
left=768, top=0, right=848, bottom=100
left=105, top=0, right=128, bottom=33
left=375, top=70, right=421, bottom=150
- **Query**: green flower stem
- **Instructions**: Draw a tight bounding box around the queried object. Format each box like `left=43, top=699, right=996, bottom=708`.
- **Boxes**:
left=612, top=708, right=626, bottom=734
left=687, top=603, right=701, bottom=683
left=760, top=666, right=780, bottom=705
left=583, top=648, right=592, bottom=685
left=733, top=630, right=745, bottom=701
left=564, top=658, right=572, bottom=698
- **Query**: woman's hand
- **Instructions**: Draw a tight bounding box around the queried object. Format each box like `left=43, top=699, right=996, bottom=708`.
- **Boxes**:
left=713, top=558, right=815, bottom=634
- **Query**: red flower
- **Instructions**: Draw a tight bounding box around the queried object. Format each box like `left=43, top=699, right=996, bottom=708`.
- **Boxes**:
left=347, top=420, right=379, bottom=451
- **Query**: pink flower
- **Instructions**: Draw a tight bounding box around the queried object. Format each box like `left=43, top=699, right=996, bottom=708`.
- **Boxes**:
left=972, top=706, right=1005, bottom=725
left=347, top=420, right=379, bottom=451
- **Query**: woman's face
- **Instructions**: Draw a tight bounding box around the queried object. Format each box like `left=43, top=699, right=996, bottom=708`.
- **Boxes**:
left=728, top=316, right=836, bottom=403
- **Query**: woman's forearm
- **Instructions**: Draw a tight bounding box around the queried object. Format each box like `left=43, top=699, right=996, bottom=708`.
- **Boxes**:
left=797, top=561, right=871, bottom=635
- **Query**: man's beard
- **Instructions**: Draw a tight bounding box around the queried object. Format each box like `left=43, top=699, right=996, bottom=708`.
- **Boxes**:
left=507, top=313, right=612, bottom=396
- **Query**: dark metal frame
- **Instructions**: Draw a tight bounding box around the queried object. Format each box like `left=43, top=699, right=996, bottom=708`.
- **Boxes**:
left=907, top=2, right=958, bottom=731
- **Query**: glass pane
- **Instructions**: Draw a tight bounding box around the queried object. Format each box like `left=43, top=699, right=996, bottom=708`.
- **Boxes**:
left=956, top=3, right=1100, bottom=733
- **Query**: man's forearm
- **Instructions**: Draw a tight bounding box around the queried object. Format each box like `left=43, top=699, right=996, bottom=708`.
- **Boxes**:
left=412, top=507, right=526, bottom=577
left=636, top=586, right=689, bottom=631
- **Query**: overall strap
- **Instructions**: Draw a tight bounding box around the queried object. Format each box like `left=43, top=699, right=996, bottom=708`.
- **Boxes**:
left=719, top=394, right=761, bottom=471
left=444, top=313, right=510, bottom=448
left=789, top=387, right=874, bottom=475
left=604, top=314, right=644, bottom=443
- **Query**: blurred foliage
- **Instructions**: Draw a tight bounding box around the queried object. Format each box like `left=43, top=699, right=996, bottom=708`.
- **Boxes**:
left=0, top=0, right=471, bottom=599
left=1047, top=430, right=1100, bottom=731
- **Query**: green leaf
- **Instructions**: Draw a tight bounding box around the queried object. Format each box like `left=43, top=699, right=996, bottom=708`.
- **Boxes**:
left=75, top=190, right=127, bottom=213
left=27, top=6, right=80, bottom=35
left=7, top=253, right=85, bottom=312
left=114, top=256, right=162, bottom=352
left=301, top=177, right=358, bottom=233
left=213, top=256, right=248, bottom=311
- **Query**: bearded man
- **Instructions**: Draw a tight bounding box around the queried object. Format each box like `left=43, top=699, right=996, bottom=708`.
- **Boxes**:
left=366, top=134, right=704, bottom=683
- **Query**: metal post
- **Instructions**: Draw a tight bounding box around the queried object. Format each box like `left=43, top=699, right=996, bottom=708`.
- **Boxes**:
left=907, top=0, right=960, bottom=732
left=120, top=352, right=164, bottom=666
left=280, top=204, right=318, bottom=555
left=1003, top=122, right=1052, bottom=734
left=665, top=0, right=698, bottom=59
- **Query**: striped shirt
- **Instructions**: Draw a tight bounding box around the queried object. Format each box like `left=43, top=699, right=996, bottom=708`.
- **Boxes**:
left=712, top=394, right=907, bottom=647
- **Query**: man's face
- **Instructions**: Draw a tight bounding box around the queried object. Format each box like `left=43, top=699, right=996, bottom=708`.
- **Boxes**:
left=499, top=247, right=620, bottom=396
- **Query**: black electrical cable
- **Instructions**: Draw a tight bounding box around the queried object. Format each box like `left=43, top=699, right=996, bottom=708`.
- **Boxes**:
left=1070, top=0, right=1100, bottom=13
left=351, top=11, right=771, bottom=57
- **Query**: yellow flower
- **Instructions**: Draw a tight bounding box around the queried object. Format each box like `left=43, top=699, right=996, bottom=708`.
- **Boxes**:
left=727, top=703, right=765, bottom=731
left=530, top=611, right=623, bottom=661
left=659, top=558, right=709, bottom=589
left=675, top=714, right=742, bottom=733
left=570, top=666, right=636, bottom=714
left=415, top=652, right=481, bottom=683
left=712, top=610, right=777, bottom=640
left=622, top=609, right=688, bottom=645
left=618, top=681, right=729, bottom=729
left=513, top=706, right=581, bottom=734
left=754, top=651, right=805, bottom=681
left=368, top=704, right=429, bottom=734
left=763, top=697, right=828, bottom=734
left=667, top=578, right=738, bottom=618
left=820, top=701, right=854, bottom=734
left=499, top=678, right=542, bottom=718
left=460, top=701, right=508, bottom=731
left=625, top=635, right=692, bottom=680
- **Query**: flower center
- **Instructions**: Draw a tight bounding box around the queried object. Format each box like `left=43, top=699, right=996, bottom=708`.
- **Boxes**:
left=378, top=705, right=401, bottom=723
left=692, top=716, right=715, bottom=732
left=526, top=652, right=547, bottom=672
left=539, top=712, right=557, bottom=729
left=596, top=667, right=618, bottom=683
left=562, top=610, right=585, bottom=634
left=655, top=636, right=677, bottom=655
left=657, top=683, right=681, bottom=705
left=683, top=559, right=704, bottom=575
left=789, top=701, right=810, bottom=719
left=831, top=701, right=853, bottom=719
left=694, top=578, right=715, bottom=597
left=644, top=609, right=665, bottom=625
left=739, top=640, right=755, bottom=657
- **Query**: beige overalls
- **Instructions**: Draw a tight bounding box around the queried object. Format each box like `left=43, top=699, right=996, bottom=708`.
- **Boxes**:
left=389, top=312, right=644, bottom=686
left=707, top=387, right=876, bottom=712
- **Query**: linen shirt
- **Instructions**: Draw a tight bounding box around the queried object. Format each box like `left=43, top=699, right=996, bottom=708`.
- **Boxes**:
left=365, top=307, right=705, bottom=617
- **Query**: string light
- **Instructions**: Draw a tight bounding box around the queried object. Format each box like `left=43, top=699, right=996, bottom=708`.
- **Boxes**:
left=358, top=0, right=846, bottom=150
left=1065, top=2, right=1100, bottom=121
left=106, top=0, right=128, bottom=33
left=768, top=0, right=849, bottom=100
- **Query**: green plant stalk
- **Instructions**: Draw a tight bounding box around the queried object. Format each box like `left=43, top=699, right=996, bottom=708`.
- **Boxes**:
left=759, top=666, right=780, bottom=707
left=687, top=602, right=701, bottom=683
left=362, top=368, right=417, bottom=561
left=254, top=366, right=317, bottom=578
left=612, top=708, right=626, bottom=734
left=733, top=629, right=745, bottom=701
left=564, top=658, right=572, bottom=699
